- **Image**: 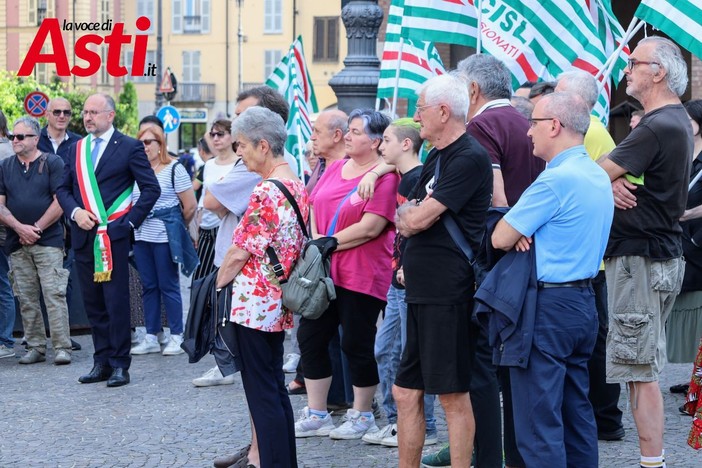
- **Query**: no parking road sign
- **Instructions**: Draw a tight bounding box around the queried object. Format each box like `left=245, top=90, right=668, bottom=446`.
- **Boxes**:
left=24, top=91, right=50, bottom=118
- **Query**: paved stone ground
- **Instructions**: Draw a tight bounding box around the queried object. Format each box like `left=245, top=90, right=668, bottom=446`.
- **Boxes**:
left=0, top=333, right=700, bottom=467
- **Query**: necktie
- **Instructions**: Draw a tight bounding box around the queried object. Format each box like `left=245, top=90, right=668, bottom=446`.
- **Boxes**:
left=91, top=137, right=102, bottom=168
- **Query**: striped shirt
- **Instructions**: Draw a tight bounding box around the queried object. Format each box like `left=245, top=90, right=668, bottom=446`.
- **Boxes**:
left=133, top=161, right=192, bottom=243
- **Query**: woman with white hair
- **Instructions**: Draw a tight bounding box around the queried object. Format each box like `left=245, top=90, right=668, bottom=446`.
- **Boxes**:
left=215, top=106, right=307, bottom=468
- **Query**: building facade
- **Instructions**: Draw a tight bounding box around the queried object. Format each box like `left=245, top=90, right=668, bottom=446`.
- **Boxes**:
left=1, top=0, right=347, bottom=151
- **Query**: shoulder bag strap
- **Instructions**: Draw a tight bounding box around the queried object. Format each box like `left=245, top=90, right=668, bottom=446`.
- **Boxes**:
left=265, top=179, right=308, bottom=283
left=326, top=187, right=357, bottom=236
left=434, top=155, right=476, bottom=265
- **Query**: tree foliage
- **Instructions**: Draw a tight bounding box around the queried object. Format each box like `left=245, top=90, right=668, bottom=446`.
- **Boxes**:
left=0, top=72, right=134, bottom=136
left=115, top=82, right=139, bottom=137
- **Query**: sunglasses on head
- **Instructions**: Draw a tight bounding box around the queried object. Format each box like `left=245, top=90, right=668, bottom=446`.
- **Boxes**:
left=209, top=131, right=227, bottom=139
left=8, top=134, right=37, bottom=141
left=51, top=109, right=72, bottom=117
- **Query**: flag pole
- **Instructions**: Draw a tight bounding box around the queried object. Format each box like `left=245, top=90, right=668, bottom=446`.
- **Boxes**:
left=595, top=17, right=642, bottom=81
left=476, top=0, right=482, bottom=54
left=597, top=19, right=644, bottom=93
left=391, top=37, right=405, bottom=117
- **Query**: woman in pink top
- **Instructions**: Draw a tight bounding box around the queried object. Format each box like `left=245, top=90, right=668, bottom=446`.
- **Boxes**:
left=295, top=109, right=399, bottom=440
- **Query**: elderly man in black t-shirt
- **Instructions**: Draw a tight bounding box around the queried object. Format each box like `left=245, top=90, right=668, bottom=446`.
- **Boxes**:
left=598, top=37, right=692, bottom=468
left=393, top=74, right=492, bottom=467
left=0, top=116, right=71, bottom=366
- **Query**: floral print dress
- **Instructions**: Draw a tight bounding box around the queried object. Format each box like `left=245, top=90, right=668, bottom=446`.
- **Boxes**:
left=229, top=178, right=308, bottom=332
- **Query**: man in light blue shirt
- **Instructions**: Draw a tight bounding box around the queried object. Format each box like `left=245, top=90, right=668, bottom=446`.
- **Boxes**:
left=492, top=92, right=614, bottom=468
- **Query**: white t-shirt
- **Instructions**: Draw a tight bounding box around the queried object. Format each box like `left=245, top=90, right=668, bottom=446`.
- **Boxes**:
left=199, top=159, right=236, bottom=229
left=133, top=161, right=192, bottom=242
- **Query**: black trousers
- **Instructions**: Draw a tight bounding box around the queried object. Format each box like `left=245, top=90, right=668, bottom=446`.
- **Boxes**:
left=227, top=323, right=297, bottom=468
left=298, top=286, right=384, bottom=387
left=588, top=270, right=623, bottom=433
left=75, top=236, right=131, bottom=370
left=469, top=321, right=503, bottom=468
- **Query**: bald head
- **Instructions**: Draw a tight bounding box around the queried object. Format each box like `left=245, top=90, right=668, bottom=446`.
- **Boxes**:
left=311, top=110, right=348, bottom=161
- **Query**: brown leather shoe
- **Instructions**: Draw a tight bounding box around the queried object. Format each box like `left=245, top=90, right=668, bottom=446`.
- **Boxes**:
left=213, top=445, right=250, bottom=468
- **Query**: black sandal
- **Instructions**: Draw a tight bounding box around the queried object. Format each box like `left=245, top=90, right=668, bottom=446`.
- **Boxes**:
left=286, top=380, right=307, bottom=395
left=213, top=444, right=250, bottom=468
left=670, top=383, right=690, bottom=394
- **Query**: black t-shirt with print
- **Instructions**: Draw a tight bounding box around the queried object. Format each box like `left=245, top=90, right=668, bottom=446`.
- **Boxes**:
left=403, top=133, right=492, bottom=305
left=606, top=104, right=693, bottom=260
left=391, top=165, right=422, bottom=289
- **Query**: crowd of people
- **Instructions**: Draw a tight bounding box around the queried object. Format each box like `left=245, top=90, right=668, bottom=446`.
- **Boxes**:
left=1, top=35, right=702, bottom=468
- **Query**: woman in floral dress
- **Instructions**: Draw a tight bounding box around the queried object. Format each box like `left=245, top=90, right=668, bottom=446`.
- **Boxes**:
left=215, top=106, right=307, bottom=468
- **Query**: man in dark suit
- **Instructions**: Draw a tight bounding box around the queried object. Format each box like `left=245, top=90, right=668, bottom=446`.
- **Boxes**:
left=56, top=93, right=160, bottom=387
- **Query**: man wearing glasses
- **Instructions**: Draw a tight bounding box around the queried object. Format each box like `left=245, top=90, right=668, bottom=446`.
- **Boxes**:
left=38, top=97, right=81, bottom=165
left=492, top=92, right=614, bottom=467
left=0, top=116, right=73, bottom=366
left=597, top=37, right=692, bottom=468
left=57, top=93, right=160, bottom=388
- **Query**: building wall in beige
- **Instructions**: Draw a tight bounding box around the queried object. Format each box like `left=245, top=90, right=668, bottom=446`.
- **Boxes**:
left=123, top=1, right=346, bottom=124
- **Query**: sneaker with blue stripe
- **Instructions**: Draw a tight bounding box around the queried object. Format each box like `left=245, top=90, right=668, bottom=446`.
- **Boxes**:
left=329, top=409, right=379, bottom=440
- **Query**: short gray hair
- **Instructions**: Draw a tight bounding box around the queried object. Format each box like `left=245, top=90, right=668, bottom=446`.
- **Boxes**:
left=417, top=74, right=469, bottom=121
left=541, top=92, right=591, bottom=136
left=511, top=96, right=533, bottom=119
left=457, top=54, right=512, bottom=100
left=640, top=36, right=688, bottom=96
left=13, top=116, right=41, bottom=135
left=231, top=106, right=286, bottom=157
left=557, top=69, right=598, bottom=111
left=326, top=112, right=348, bottom=135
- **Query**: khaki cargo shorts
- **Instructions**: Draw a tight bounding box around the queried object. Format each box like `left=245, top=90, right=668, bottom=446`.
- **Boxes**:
left=604, top=256, right=684, bottom=384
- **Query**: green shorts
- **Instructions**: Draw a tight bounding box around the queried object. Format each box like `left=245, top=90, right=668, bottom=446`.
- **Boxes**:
left=604, top=256, right=685, bottom=383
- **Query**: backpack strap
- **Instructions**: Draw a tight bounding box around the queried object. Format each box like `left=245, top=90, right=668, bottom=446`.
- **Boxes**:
left=264, top=179, right=308, bottom=284
left=433, top=154, right=477, bottom=266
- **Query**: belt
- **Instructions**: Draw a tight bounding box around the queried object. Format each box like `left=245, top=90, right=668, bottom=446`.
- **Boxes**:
left=537, top=279, right=592, bottom=289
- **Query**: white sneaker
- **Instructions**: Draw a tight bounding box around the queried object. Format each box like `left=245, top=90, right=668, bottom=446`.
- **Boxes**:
left=0, top=345, right=15, bottom=359
left=157, top=330, right=170, bottom=345
left=130, top=334, right=160, bottom=355
left=329, top=409, right=379, bottom=440
left=282, top=353, right=300, bottom=373
left=294, top=406, right=335, bottom=438
left=131, top=327, right=145, bottom=345
left=162, top=334, right=184, bottom=356
left=423, top=431, right=438, bottom=446
left=381, top=427, right=437, bottom=447
left=363, top=423, right=396, bottom=445
left=192, top=365, right=236, bottom=387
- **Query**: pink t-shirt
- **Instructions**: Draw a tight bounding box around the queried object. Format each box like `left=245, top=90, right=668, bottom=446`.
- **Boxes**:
left=310, top=159, right=399, bottom=301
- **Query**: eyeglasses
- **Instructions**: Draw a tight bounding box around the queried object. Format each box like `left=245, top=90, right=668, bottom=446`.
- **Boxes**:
left=627, top=58, right=660, bottom=70
left=209, top=131, right=227, bottom=139
left=80, top=109, right=111, bottom=117
left=414, top=104, right=439, bottom=116
left=8, top=134, right=37, bottom=141
left=51, top=109, right=72, bottom=117
left=141, top=139, right=159, bottom=146
left=528, top=117, right=566, bottom=129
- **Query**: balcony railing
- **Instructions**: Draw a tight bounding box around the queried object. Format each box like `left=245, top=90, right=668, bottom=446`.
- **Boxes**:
left=175, top=82, right=215, bottom=103
left=183, top=15, right=201, bottom=33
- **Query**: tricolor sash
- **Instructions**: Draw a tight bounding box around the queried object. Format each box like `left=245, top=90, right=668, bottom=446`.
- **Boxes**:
left=75, top=135, right=133, bottom=282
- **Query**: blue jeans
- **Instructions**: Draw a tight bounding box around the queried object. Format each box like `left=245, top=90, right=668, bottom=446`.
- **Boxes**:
left=375, top=285, right=436, bottom=432
left=0, top=249, right=15, bottom=348
left=134, top=241, right=184, bottom=335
